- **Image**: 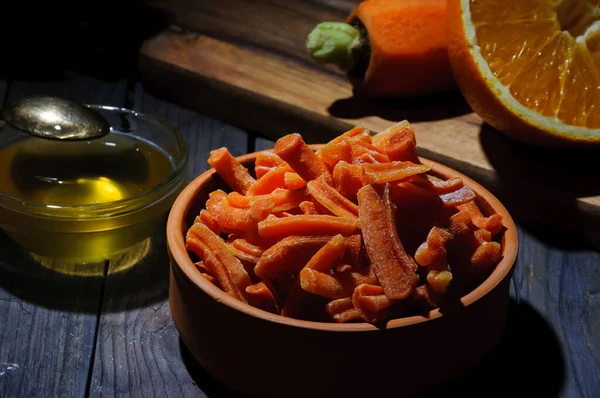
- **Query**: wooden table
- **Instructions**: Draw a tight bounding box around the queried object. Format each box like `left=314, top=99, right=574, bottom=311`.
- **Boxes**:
left=0, top=75, right=598, bottom=397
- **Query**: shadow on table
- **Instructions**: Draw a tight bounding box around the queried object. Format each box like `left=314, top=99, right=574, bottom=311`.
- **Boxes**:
left=327, top=89, right=472, bottom=123
left=177, top=299, right=565, bottom=398
left=423, top=299, right=565, bottom=397
left=479, top=123, right=600, bottom=251
left=0, top=229, right=169, bottom=313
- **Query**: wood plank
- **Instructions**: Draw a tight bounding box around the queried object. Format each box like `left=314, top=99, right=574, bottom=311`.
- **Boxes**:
left=88, top=84, right=248, bottom=397
left=139, top=2, right=600, bottom=247
left=0, top=75, right=127, bottom=398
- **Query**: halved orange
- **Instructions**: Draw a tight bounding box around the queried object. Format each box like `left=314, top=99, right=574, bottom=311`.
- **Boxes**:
left=448, top=0, right=600, bottom=147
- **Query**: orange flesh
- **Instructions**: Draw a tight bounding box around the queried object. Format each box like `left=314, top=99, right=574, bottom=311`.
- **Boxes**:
left=469, top=0, right=600, bottom=128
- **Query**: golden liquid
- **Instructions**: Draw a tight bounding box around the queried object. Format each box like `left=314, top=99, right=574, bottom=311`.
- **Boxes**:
left=0, top=133, right=174, bottom=206
left=0, top=133, right=180, bottom=265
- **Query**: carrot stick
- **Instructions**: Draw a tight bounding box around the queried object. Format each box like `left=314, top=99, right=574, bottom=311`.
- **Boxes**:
left=210, top=196, right=274, bottom=233
left=246, top=281, right=281, bottom=314
left=412, top=174, right=464, bottom=194
left=254, top=165, right=272, bottom=179
left=227, top=244, right=261, bottom=264
left=274, top=133, right=332, bottom=183
left=317, top=139, right=353, bottom=167
left=255, top=234, right=362, bottom=281
left=471, top=241, right=502, bottom=268
left=334, top=265, right=378, bottom=293
left=186, top=223, right=252, bottom=302
left=362, top=161, right=432, bottom=184
left=299, top=201, right=318, bottom=215
left=300, top=268, right=347, bottom=299
left=208, top=147, right=256, bottom=194
left=231, top=238, right=265, bottom=258
left=332, top=161, right=363, bottom=201
left=226, top=188, right=307, bottom=212
left=247, top=163, right=293, bottom=196
left=439, top=186, right=476, bottom=207
left=255, top=151, right=284, bottom=168
left=383, top=184, right=418, bottom=273
left=307, top=174, right=359, bottom=219
left=350, top=140, right=390, bottom=163
left=372, top=121, right=420, bottom=163
left=258, top=214, right=359, bottom=240
left=352, top=284, right=394, bottom=313
left=196, top=209, right=221, bottom=235
left=457, top=200, right=503, bottom=235
left=325, top=297, right=362, bottom=323
left=357, top=184, right=418, bottom=300
left=284, top=172, right=307, bottom=190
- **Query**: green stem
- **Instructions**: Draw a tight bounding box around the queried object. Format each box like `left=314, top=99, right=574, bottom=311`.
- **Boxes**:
left=306, top=22, right=362, bottom=72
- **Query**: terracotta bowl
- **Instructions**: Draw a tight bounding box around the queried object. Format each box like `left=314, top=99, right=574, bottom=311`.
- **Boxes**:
left=167, top=146, right=518, bottom=397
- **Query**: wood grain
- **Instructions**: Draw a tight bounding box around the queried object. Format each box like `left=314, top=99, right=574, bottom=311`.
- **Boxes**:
left=139, top=1, right=600, bottom=247
left=0, top=75, right=127, bottom=398
left=88, top=84, right=248, bottom=397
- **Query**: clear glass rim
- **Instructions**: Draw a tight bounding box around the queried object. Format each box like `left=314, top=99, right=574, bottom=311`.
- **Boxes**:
left=0, top=105, right=189, bottom=219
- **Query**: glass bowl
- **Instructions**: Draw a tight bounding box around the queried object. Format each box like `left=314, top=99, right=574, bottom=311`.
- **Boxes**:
left=0, top=105, right=188, bottom=265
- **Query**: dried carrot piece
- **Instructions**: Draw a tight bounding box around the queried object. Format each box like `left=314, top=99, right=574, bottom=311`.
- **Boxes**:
left=384, top=184, right=418, bottom=273
left=322, top=126, right=370, bottom=147
left=246, top=281, right=281, bottom=314
left=210, top=196, right=274, bottom=233
left=208, top=147, right=256, bottom=194
left=231, top=238, right=265, bottom=258
left=414, top=227, right=453, bottom=266
left=352, top=284, right=394, bottom=313
left=258, top=214, right=359, bottom=240
left=411, top=174, right=464, bottom=194
left=427, top=266, right=453, bottom=294
left=353, top=153, right=380, bottom=165
left=471, top=241, right=502, bottom=268
left=300, top=268, right=347, bottom=299
left=274, top=133, right=332, bottom=183
left=247, top=163, right=293, bottom=196
left=226, top=188, right=307, bottom=213
left=350, top=139, right=390, bottom=163
left=326, top=297, right=362, bottom=323
left=196, top=209, right=221, bottom=235
left=255, top=151, right=284, bottom=168
left=299, top=201, right=318, bottom=215
left=307, top=174, right=359, bottom=219
left=304, top=234, right=346, bottom=272
left=412, top=284, right=440, bottom=311
left=284, top=172, right=306, bottom=190
left=362, top=161, right=432, bottom=185
left=334, top=265, right=378, bottom=293
left=255, top=234, right=362, bottom=281
left=440, top=186, right=476, bottom=208
left=415, top=210, right=474, bottom=267
left=186, top=223, right=252, bottom=303
left=332, top=161, right=363, bottom=201
left=254, top=165, right=272, bottom=179
left=357, top=184, right=418, bottom=300
left=317, top=139, right=353, bottom=167
left=371, top=121, right=420, bottom=163
left=457, top=200, right=503, bottom=235
left=227, top=244, right=261, bottom=264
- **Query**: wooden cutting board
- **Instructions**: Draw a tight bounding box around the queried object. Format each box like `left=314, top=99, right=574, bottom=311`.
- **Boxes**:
left=139, top=0, right=600, bottom=244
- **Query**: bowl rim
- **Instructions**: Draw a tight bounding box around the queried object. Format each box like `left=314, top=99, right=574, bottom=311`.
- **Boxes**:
left=0, top=105, right=189, bottom=219
left=167, top=146, right=519, bottom=332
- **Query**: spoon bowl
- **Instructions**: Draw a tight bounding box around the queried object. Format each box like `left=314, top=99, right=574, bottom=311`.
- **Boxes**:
left=2, top=96, right=111, bottom=140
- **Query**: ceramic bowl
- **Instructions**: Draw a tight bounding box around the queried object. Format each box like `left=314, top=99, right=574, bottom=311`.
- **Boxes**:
left=166, top=147, right=518, bottom=397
